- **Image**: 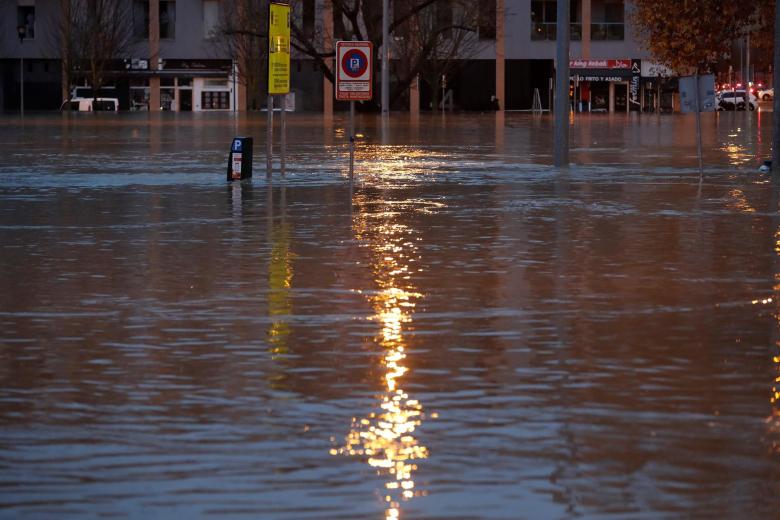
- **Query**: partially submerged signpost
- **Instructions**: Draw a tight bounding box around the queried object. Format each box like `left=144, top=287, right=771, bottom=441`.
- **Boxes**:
left=267, top=1, right=291, bottom=179
left=336, top=41, right=373, bottom=180
left=679, top=74, right=716, bottom=178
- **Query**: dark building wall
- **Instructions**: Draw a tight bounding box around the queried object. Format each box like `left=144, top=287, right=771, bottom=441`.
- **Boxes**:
left=2, top=59, right=62, bottom=110
left=506, top=59, right=554, bottom=110
left=419, top=60, right=497, bottom=111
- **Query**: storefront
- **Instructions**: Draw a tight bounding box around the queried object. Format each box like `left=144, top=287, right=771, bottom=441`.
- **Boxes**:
left=569, top=59, right=635, bottom=113
left=98, top=58, right=235, bottom=111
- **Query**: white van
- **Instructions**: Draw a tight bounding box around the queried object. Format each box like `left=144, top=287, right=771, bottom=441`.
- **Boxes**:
left=60, top=97, right=119, bottom=112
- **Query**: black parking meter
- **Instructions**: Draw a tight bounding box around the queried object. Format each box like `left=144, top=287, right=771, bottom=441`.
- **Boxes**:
left=227, top=137, right=253, bottom=181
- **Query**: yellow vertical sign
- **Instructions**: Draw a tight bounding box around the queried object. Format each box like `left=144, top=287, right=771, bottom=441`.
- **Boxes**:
left=268, top=2, right=291, bottom=95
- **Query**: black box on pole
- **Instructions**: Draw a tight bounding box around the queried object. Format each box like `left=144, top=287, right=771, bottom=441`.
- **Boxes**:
left=227, top=137, right=253, bottom=181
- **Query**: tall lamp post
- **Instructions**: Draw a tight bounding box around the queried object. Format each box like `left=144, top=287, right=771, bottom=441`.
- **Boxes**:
left=17, top=25, right=26, bottom=117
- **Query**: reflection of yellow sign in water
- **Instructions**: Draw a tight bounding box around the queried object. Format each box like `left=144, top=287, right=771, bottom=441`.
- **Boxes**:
left=268, top=2, right=290, bottom=95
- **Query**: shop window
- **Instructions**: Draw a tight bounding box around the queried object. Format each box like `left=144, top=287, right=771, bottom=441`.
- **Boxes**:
left=478, top=0, right=496, bottom=40
left=201, top=91, right=230, bottom=109
left=17, top=2, right=36, bottom=40
left=531, top=1, right=580, bottom=41
left=203, top=0, right=220, bottom=40
left=160, top=1, right=176, bottom=39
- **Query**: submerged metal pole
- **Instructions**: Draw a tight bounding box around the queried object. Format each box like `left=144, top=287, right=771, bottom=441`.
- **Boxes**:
left=20, top=56, right=24, bottom=118
left=267, top=95, right=274, bottom=178
left=349, top=100, right=355, bottom=179
left=280, top=94, right=286, bottom=177
left=694, top=73, right=703, bottom=179
left=773, top=0, right=780, bottom=174
left=553, top=0, right=570, bottom=167
left=381, top=0, right=389, bottom=114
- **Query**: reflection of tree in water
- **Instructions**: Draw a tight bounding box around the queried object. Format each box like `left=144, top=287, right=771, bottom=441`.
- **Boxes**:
left=332, top=193, right=432, bottom=520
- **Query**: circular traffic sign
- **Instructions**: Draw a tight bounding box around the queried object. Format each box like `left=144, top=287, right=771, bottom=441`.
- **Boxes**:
left=341, top=49, right=369, bottom=78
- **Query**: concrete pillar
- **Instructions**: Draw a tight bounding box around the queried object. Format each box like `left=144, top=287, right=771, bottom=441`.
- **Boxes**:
left=410, top=75, right=419, bottom=115
left=238, top=82, right=247, bottom=111
left=609, top=82, right=615, bottom=112
left=322, top=0, right=333, bottom=116
left=149, top=0, right=160, bottom=112
left=581, top=0, right=591, bottom=59
left=495, top=0, right=505, bottom=111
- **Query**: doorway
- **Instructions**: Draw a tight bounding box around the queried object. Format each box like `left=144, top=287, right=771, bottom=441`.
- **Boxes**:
left=179, top=89, right=192, bottom=111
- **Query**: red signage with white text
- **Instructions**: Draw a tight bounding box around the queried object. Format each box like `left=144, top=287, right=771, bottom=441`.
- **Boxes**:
left=569, top=59, right=631, bottom=69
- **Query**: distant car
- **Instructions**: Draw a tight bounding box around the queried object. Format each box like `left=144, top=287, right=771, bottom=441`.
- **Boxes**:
left=757, top=88, right=774, bottom=101
left=59, top=97, right=119, bottom=112
left=716, top=90, right=757, bottom=111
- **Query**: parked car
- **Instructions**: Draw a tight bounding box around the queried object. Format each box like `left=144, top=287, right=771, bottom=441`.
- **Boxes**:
left=757, top=88, right=774, bottom=101
left=59, top=97, right=119, bottom=112
left=716, top=90, right=757, bottom=111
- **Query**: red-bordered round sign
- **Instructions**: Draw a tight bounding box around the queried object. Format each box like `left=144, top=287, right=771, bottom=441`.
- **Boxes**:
left=341, top=49, right=369, bottom=79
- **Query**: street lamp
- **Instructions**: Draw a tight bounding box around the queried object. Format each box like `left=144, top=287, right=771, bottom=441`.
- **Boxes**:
left=17, top=25, right=26, bottom=117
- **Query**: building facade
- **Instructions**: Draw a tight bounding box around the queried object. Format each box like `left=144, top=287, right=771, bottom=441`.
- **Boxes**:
left=1, top=0, right=671, bottom=113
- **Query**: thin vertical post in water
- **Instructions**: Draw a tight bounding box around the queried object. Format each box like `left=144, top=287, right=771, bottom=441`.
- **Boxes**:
left=20, top=56, right=24, bottom=118
left=349, top=101, right=355, bottom=179
left=774, top=0, right=780, bottom=176
left=267, top=95, right=274, bottom=179
left=280, top=94, right=287, bottom=177
left=746, top=34, right=751, bottom=122
left=381, top=0, right=389, bottom=114
left=553, top=0, right=570, bottom=167
left=694, top=73, right=703, bottom=179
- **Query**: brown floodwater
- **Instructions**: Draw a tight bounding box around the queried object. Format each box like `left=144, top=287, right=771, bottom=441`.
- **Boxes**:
left=1, top=111, right=779, bottom=518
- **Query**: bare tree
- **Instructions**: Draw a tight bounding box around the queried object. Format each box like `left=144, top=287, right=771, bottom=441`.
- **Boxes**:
left=54, top=0, right=132, bottom=106
left=391, top=0, right=484, bottom=110
left=288, top=0, right=486, bottom=110
left=217, top=0, right=269, bottom=110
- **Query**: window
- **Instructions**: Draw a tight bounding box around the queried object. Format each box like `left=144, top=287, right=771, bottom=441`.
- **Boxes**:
left=591, top=0, right=624, bottom=40
left=302, top=0, right=315, bottom=40
left=17, top=2, right=36, bottom=40
left=531, top=1, right=581, bottom=41
left=160, top=1, right=176, bottom=39
left=133, top=0, right=176, bottom=40
left=436, top=0, right=453, bottom=39
left=201, top=91, right=229, bottom=109
left=478, top=0, right=496, bottom=40
left=133, top=0, right=149, bottom=39
left=203, top=0, right=220, bottom=39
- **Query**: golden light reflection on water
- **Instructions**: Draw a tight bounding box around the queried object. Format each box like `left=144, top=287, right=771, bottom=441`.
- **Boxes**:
left=267, top=218, right=293, bottom=357
left=726, top=188, right=757, bottom=213
left=351, top=145, right=449, bottom=183
left=331, top=193, right=433, bottom=519
left=772, top=227, right=780, bottom=450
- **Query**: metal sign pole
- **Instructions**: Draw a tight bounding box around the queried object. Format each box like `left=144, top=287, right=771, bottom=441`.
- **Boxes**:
left=694, top=73, right=703, bottom=179
left=553, top=0, right=570, bottom=167
left=349, top=100, right=355, bottom=179
left=267, top=94, right=274, bottom=179
left=280, top=94, right=287, bottom=177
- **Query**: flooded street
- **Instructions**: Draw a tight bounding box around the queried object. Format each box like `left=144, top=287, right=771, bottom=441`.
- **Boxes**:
left=1, top=111, right=780, bottom=518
